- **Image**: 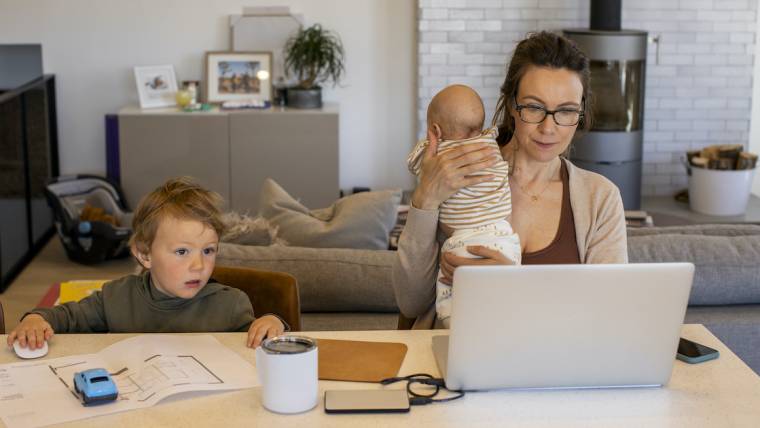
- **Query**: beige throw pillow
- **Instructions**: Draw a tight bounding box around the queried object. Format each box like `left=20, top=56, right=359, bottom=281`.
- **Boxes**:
left=258, top=178, right=402, bottom=250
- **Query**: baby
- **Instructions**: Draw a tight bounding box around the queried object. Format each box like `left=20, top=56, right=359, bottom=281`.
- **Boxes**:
left=408, top=84, right=521, bottom=327
left=8, top=177, right=286, bottom=350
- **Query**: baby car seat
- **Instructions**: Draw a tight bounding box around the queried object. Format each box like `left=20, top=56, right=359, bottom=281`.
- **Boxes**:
left=45, top=175, right=133, bottom=264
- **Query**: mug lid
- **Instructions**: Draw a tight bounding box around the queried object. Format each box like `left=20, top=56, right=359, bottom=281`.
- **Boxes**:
left=261, top=336, right=317, bottom=355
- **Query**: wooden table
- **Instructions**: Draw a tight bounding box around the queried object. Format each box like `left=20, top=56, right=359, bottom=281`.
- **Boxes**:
left=2, top=325, right=759, bottom=427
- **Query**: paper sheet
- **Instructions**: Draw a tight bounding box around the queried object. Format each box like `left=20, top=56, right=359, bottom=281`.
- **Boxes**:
left=0, top=335, right=258, bottom=428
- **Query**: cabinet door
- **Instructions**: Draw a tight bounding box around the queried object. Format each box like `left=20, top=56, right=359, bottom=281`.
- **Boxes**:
left=25, top=83, right=56, bottom=243
left=0, top=95, right=30, bottom=284
left=119, top=114, right=230, bottom=209
left=229, top=110, right=339, bottom=213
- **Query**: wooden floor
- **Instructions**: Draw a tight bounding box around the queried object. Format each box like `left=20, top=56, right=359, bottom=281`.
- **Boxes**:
left=1, top=237, right=136, bottom=332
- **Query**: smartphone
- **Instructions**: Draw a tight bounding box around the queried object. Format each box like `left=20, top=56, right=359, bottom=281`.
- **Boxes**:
left=324, top=389, right=410, bottom=414
left=676, top=337, right=720, bottom=364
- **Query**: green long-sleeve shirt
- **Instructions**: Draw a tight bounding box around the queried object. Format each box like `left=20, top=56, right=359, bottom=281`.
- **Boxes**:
left=30, top=272, right=255, bottom=333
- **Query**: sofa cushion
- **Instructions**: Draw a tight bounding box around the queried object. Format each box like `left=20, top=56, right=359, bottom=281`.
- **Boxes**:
left=258, top=178, right=402, bottom=250
left=704, top=322, right=760, bottom=376
left=685, top=304, right=760, bottom=325
left=217, top=242, right=398, bottom=313
left=302, top=313, right=398, bottom=331
left=685, top=305, right=760, bottom=375
left=628, top=225, right=760, bottom=306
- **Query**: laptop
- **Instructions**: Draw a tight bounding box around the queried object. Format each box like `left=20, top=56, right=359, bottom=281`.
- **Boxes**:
left=432, top=263, right=694, bottom=391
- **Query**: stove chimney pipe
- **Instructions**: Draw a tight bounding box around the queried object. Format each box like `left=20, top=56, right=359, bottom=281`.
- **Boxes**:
left=590, top=0, right=621, bottom=31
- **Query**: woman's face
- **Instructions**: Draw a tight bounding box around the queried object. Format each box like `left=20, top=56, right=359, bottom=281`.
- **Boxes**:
left=509, top=65, right=584, bottom=163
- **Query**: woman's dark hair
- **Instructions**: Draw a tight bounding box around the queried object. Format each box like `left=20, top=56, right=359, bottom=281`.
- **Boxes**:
left=492, top=31, right=593, bottom=146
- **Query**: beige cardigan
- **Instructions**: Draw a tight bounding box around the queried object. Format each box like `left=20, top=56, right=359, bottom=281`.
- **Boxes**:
left=392, top=158, right=629, bottom=329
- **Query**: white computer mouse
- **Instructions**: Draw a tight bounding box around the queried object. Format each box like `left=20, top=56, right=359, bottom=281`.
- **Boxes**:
left=12, top=340, right=49, bottom=359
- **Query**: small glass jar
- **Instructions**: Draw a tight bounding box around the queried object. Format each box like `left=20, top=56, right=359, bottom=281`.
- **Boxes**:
left=175, top=89, right=192, bottom=108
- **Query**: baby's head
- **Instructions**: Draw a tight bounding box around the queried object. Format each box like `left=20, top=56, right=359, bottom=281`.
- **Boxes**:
left=427, top=85, right=485, bottom=141
left=130, top=177, right=225, bottom=299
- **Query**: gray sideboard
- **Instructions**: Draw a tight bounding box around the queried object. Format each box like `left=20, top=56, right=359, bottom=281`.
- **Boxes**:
left=118, top=104, right=339, bottom=213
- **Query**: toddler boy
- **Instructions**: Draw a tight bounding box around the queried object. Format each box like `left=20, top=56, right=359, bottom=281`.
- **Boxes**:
left=8, top=177, right=285, bottom=349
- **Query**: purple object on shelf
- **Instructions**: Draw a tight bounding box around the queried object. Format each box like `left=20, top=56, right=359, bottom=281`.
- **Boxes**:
left=105, top=114, right=120, bottom=185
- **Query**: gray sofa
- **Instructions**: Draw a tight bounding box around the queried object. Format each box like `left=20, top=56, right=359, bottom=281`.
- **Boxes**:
left=627, top=224, right=760, bottom=375
left=218, top=223, right=760, bottom=374
left=217, top=244, right=398, bottom=331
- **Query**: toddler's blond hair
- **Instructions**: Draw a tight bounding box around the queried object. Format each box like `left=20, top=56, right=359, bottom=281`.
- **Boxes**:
left=129, top=176, right=225, bottom=255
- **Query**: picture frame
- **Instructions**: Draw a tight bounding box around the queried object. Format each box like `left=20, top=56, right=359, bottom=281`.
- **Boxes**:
left=204, top=51, right=273, bottom=104
left=133, top=65, right=178, bottom=109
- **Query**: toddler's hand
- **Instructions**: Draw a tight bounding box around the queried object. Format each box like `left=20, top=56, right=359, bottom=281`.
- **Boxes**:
left=246, top=315, right=285, bottom=348
left=7, top=314, right=54, bottom=350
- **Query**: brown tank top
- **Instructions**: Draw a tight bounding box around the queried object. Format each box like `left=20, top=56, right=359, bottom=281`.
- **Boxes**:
left=521, top=161, right=581, bottom=264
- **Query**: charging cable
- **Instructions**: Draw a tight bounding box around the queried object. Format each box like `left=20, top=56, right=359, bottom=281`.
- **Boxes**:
left=380, top=373, right=464, bottom=405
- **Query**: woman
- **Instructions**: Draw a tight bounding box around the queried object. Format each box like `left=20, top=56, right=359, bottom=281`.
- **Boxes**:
left=393, top=31, right=628, bottom=329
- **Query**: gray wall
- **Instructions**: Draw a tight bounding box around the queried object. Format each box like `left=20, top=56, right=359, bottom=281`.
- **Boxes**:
left=0, top=44, right=43, bottom=90
left=0, top=0, right=416, bottom=195
left=418, top=0, right=757, bottom=196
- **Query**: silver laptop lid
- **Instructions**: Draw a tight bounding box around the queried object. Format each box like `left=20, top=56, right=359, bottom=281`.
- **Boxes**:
left=441, top=263, right=694, bottom=391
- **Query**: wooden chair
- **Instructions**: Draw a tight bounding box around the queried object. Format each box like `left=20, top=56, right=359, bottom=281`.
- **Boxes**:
left=212, top=266, right=301, bottom=332
left=397, top=314, right=415, bottom=330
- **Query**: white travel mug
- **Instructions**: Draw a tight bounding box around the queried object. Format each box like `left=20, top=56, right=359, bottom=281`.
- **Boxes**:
left=255, top=336, right=318, bottom=414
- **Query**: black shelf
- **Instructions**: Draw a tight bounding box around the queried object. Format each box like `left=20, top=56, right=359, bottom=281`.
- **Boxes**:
left=0, top=74, right=59, bottom=292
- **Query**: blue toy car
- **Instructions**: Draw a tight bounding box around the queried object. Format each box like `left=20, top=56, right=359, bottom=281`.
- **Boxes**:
left=73, top=368, right=118, bottom=406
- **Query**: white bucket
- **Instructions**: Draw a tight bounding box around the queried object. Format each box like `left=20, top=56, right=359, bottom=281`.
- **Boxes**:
left=688, top=166, right=756, bottom=216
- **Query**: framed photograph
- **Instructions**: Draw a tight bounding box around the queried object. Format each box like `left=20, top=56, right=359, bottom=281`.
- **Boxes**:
left=133, top=65, right=178, bottom=109
left=204, top=51, right=272, bottom=104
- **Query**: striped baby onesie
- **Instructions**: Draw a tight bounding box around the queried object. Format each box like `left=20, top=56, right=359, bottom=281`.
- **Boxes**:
left=408, top=127, right=511, bottom=230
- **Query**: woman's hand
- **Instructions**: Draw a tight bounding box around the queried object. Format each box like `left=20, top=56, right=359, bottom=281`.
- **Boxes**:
left=439, top=246, right=516, bottom=285
left=411, top=130, right=501, bottom=210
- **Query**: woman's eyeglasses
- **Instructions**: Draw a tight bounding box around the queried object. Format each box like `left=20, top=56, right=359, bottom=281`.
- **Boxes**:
left=514, top=98, right=583, bottom=127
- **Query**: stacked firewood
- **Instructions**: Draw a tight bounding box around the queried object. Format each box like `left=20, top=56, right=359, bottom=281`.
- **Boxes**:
left=686, top=144, right=757, bottom=170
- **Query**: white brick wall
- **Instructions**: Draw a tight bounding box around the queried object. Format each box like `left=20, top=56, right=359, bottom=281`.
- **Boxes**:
left=418, top=0, right=757, bottom=196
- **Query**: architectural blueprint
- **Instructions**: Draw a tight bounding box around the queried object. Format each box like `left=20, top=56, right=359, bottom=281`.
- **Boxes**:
left=0, top=335, right=258, bottom=428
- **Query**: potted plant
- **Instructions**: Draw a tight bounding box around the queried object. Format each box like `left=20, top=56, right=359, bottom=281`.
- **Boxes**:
left=283, top=24, right=345, bottom=109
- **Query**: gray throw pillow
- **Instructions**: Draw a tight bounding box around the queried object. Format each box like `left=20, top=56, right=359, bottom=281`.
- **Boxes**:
left=258, top=178, right=402, bottom=250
